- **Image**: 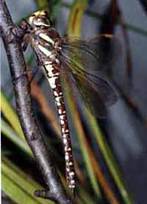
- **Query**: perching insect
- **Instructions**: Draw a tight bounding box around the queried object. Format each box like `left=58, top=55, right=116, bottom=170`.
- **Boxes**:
left=21, top=10, right=117, bottom=192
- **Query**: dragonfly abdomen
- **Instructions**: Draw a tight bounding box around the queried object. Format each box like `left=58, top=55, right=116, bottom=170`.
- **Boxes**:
left=45, top=63, right=76, bottom=190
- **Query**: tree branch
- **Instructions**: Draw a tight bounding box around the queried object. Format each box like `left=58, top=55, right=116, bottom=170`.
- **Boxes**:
left=0, top=0, right=72, bottom=203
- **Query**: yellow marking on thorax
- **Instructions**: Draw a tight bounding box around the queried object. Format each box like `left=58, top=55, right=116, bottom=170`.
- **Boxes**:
left=39, top=33, right=54, bottom=45
left=38, top=44, right=52, bottom=57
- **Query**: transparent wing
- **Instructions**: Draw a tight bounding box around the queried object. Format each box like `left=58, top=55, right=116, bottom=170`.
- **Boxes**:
left=62, top=34, right=119, bottom=73
left=60, top=61, right=108, bottom=118
left=59, top=36, right=118, bottom=117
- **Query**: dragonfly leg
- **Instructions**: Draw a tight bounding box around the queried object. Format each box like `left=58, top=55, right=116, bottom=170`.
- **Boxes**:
left=21, top=41, right=28, bottom=51
left=34, top=189, right=57, bottom=201
left=13, top=67, right=42, bottom=86
left=11, top=71, right=27, bottom=84
left=7, top=22, right=27, bottom=42
left=6, top=27, right=29, bottom=53
left=34, top=189, right=73, bottom=202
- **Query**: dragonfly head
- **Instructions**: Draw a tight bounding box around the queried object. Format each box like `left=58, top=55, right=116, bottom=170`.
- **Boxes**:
left=28, top=10, right=51, bottom=28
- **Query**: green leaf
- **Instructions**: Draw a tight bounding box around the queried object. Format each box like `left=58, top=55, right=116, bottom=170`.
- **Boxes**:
left=67, top=0, right=88, bottom=37
left=2, top=157, right=53, bottom=204
left=1, top=119, right=32, bottom=156
left=1, top=91, right=25, bottom=140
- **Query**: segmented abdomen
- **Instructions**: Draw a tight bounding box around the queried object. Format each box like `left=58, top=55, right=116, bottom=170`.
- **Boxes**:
left=44, top=62, right=76, bottom=190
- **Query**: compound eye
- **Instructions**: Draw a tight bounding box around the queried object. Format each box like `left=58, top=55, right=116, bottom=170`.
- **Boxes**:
left=44, top=10, right=48, bottom=17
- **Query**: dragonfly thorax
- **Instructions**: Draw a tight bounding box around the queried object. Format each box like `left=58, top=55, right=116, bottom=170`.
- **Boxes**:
left=29, top=27, right=62, bottom=66
left=28, top=10, right=62, bottom=64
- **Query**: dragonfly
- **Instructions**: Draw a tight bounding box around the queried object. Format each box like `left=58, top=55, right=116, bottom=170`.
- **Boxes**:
left=21, top=10, right=117, bottom=192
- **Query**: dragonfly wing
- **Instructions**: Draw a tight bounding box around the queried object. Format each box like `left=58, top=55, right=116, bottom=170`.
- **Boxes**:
left=70, top=71, right=108, bottom=118
left=61, top=36, right=118, bottom=103
left=60, top=54, right=117, bottom=118
left=62, top=34, right=119, bottom=73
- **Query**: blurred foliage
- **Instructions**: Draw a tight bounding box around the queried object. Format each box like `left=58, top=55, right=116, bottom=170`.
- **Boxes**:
left=1, top=0, right=147, bottom=203
left=2, top=157, right=53, bottom=204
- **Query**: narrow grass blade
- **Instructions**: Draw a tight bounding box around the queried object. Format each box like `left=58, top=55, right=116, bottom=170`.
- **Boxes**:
left=1, top=119, right=32, bottom=156
left=85, top=108, right=133, bottom=204
left=67, top=0, right=88, bottom=37
left=1, top=91, right=25, bottom=140
left=2, top=157, right=53, bottom=204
